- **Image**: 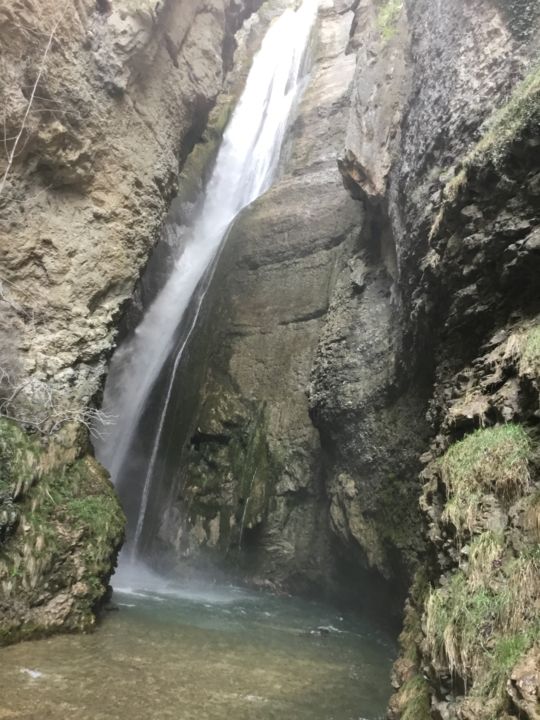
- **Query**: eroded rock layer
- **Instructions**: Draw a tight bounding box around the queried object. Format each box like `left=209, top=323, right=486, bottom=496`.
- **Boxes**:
left=0, top=0, right=259, bottom=419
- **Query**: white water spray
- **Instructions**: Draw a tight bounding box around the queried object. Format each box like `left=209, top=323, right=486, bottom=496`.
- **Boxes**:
left=96, top=0, right=319, bottom=552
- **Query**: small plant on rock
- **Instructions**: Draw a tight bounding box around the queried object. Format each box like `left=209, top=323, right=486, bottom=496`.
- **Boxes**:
left=440, top=424, right=532, bottom=536
left=376, top=0, right=403, bottom=42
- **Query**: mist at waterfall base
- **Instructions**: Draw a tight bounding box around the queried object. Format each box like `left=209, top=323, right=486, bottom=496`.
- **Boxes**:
left=95, top=0, right=319, bottom=561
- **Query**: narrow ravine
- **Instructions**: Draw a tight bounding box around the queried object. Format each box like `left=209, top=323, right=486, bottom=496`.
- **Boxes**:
left=60, top=3, right=398, bottom=717
left=1, top=0, right=538, bottom=718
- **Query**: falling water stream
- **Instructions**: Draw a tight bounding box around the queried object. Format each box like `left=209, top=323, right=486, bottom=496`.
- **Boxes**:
left=0, top=3, right=398, bottom=718
left=96, top=0, right=320, bottom=552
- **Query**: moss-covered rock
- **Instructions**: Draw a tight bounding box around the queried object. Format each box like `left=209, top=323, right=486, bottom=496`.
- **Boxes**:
left=389, top=674, right=431, bottom=720
left=0, top=419, right=125, bottom=645
left=177, top=96, right=235, bottom=206
left=176, top=397, right=275, bottom=567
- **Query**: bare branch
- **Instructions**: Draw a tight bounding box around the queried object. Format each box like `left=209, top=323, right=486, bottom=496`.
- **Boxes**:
left=0, top=369, right=117, bottom=439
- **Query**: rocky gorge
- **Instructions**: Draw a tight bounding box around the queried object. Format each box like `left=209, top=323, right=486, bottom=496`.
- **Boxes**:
left=0, top=0, right=539, bottom=718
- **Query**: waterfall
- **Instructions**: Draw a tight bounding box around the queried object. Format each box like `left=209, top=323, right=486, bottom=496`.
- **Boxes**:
left=96, top=0, right=319, bottom=554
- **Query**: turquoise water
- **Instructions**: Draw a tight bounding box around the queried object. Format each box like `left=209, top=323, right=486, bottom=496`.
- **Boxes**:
left=0, top=569, right=395, bottom=720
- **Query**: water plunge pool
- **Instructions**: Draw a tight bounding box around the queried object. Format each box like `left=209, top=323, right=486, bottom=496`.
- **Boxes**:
left=0, top=571, right=396, bottom=719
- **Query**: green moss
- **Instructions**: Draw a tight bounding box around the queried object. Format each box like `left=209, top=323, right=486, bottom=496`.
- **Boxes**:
left=0, top=419, right=125, bottom=644
left=178, top=97, right=235, bottom=204
left=440, top=424, right=531, bottom=535
left=376, top=0, right=403, bottom=42
left=400, top=675, right=431, bottom=720
left=231, top=404, right=273, bottom=532
left=399, top=567, right=430, bottom=663
left=182, top=399, right=275, bottom=558
left=65, top=492, right=124, bottom=546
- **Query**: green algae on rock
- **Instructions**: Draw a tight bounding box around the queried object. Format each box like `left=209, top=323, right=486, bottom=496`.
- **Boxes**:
left=0, top=419, right=125, bottom=645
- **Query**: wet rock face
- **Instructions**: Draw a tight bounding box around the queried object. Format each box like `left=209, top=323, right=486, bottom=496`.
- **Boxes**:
left=392, top=0, right=538, bottom=320
left=307, top=0, right=426, bottom=590
left=158, top=2, right=364, bottom=590
left=308, top=253, right=428, bottom=586
left=0, top=0, right=260, bottom=423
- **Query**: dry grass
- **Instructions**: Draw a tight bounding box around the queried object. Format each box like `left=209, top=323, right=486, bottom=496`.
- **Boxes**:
left=524, top=491, right=540, bottom=542
left=469, top=65, right=540, bottom=169
left=425, top=531, right=540, bottom=711
left=428, top=66, right=540, bottom=241
left=519, top=325, right=540, bottom=376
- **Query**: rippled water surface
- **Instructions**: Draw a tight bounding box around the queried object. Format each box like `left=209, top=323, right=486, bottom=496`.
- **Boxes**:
left=0, top=567, right=396, bottom=720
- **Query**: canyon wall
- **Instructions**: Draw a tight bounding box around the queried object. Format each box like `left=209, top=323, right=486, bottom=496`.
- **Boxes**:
left=345, top=0, right=540, bottom=718
left=0, top=0, right=259, bottom=642
left=0, top=0, right=259, bottom=421
left=0, top=0, right=539, bottom=715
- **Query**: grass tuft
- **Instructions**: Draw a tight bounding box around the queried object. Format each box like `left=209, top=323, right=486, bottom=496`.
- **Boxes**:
left=470, top=65, right=540, bottom=169
left=520, top=325, right=540, bottom=375
left=425, top=529, right=540, bottom=712
left=400, top=674, right=431, bottom=720
left=429, top=66, right=540, bottom=241
left=440, top=424, right=531, bottom=535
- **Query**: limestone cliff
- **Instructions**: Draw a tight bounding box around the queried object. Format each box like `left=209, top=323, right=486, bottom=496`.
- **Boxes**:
left=0, top=0, right=539, bottom=714
left=0, top=0, right=259, bottom=642
left=0, top=0, right=258, bottom=420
